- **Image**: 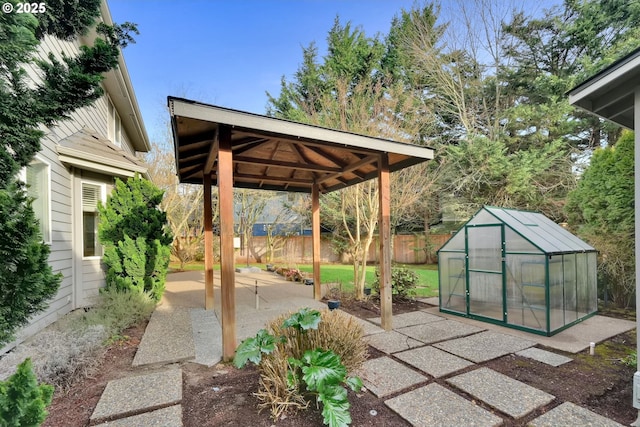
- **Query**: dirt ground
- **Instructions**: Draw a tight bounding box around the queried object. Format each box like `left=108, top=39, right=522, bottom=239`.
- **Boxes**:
left=43, top=300, right=636, bottom=426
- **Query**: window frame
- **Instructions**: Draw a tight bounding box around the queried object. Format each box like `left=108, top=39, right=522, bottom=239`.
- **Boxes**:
left=19, top=155, right=52, bottom=245
left=107, top=96, right=122, bottom=148
left=81, top=180, right=106, bottom=259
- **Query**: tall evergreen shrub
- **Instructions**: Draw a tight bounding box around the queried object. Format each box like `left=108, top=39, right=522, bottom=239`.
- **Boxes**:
left=98, top=177, right=172, bottom=301
left=0, top=0, right=138, bottom=346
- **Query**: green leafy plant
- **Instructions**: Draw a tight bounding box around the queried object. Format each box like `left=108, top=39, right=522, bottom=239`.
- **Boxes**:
left=233, top=329, right=278, bottom=368
left=234, top=308, right=363, bottom=427
left=0, top=358, right=53, bottom=427
left=371, top=266, right=419, bottom=301
left=288, top=349, right=363, bottom=427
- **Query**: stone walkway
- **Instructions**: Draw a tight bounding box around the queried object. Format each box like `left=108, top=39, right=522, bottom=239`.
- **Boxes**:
left=89, top=271, right=633, bottom=426
left=356, top=309, right=627, bottom=426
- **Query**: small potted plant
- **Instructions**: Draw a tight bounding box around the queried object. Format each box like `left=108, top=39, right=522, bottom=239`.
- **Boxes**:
left=327, top=284, right=341, bottom=310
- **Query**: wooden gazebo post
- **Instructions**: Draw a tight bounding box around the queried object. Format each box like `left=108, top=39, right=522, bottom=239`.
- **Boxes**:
left=312, top=183, right=321, bottom=300
left=218, top=125, right=236, bottom=361
left=203, top=173, right=214, bottom=309
left=378, top=153, right=392, bottom=331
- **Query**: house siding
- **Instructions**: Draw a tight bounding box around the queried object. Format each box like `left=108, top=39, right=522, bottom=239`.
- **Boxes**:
left=1, top=30, right=146, bottom=354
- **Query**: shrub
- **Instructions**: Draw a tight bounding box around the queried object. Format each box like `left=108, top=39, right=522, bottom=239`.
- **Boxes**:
left=234, top=308, right=366, bottom=426
left=0, top=182, right=62, bottom=347
left=0, top=289, right=154, bottom=391
left=0, top=358, right=53, bottom=427
left=98, top=177, right=172, bottom=301
left=82, top=287, right=156, bottom=337
left=371, top=266, right=418, bottom=301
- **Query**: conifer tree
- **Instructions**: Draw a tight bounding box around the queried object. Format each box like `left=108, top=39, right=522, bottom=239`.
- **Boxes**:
left=0, top=0, right=137, bottom=346
left=98, top=177, right=173, bottom=301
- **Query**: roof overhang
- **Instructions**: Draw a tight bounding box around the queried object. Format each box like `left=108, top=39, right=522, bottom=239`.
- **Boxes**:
left=568, top=48, right=640, bottom=130
left=77, top=2, right=151, bottom=153
left=57, top=127, right=148, bottom=178
left=168, top=97, right=434, bottom=193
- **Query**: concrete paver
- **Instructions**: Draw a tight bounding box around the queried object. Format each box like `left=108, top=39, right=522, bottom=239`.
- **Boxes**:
left=365, top=330, right=423, bottom=354
left=397, top=319, right=484, bottom=344
left=191, top=308, right=221, bottom=367
left=528, top=402, right=625, bottom=427
left=516, top=347, right=572, bottom=367
left=367, top=310, right=445, bottom=328
left=357, top=356, right=427, bottom=397
left=447, top=367, right=555, bottom=418
left=348, top=315, right=385, bottom=336
left=93, top=405, right=182, bottom=427
left=133, top=306, right=194, bottom=367
left=90, top=369, right=182, bottom=423
left=385, top=383, right=503, bottom=427
left=395, top=346, right=474, bottom=378
left=434, top=330, right=535, bottom=362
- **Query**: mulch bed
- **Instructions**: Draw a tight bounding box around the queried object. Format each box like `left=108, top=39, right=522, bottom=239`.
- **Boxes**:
left=41, top=300, right=636, bottom=426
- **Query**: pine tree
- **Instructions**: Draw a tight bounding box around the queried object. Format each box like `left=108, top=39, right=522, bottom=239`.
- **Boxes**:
left=0, top=0, right=138, bottom=346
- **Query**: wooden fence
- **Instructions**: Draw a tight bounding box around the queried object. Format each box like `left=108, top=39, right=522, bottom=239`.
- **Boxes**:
left=236, top=233, right=452, bottom=265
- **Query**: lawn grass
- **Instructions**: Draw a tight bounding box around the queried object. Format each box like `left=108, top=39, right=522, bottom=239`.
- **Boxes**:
left=169, top=261, right=439, bottom=297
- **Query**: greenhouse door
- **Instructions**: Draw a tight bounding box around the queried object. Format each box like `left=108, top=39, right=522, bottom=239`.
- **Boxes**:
left=466, top=224, right=505, bottom=322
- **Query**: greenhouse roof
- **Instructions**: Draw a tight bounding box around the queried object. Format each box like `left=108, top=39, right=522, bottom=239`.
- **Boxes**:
left=484, top=206, right=596, bottom=255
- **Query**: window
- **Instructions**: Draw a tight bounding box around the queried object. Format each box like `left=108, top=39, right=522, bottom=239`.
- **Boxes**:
left=82, top=182, right=104, bottom=257
left=107, top=97, right=122, bottom=147
left=20, top=158, right=51, bottom=244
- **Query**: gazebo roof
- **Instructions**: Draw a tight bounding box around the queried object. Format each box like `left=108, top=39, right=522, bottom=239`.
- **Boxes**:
left=168, top=97, right=434, bottom=193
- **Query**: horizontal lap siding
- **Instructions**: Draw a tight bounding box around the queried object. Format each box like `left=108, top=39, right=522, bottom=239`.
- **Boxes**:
left=81, top=260, right=106, bottom=304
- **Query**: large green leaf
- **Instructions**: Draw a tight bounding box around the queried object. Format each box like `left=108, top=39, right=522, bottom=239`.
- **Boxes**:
left=318, top=384, right=351, bottom=427
left=233, top=329, right=276, bottom=368
left=300, top=349, right=346, bottom=391
left=344, top=376, right=363, bottom=392
left=282, top=307, right=321, bottom=331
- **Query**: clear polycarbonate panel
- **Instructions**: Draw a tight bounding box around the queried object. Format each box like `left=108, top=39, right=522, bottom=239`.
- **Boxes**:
left=467, top=226, right=502, bottom=272
left=504, top=227, right=539, bottom=253
left=588, top=252, right=598, bottom=313
left=548, top=256, right=564, bottom=331
left=467, top=208, right=501, bottom=226
left=440, top=229, right=465, bottom=251
left=563, top=254, right=578, bottom=324
left=575, top=253, right=591, bottom=318
left=582, top=252, right=598, bottom=314
left=468, top=271, right=503, bottom=320
left=485, top=206, right=595, bottom=254
left=439, top=253, right=466, bottom=313
left=505, top=254, right=546, bottom=331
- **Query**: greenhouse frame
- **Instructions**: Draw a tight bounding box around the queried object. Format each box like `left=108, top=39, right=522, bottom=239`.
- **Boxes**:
left=438, top=206, right=598, bottom=336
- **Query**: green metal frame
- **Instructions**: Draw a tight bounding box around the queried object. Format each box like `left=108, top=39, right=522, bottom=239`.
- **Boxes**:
left=437, top=206, right=598, bottom=337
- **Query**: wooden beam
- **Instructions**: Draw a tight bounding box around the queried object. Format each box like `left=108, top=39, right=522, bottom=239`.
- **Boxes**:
left=316, top=155, right=377, bottom=185
left=218, top=125, right=236, bottom=361
left=378, top=153, right=393, bottom=331
left=203, top=129, right=219, bottom=175
left=312, top=183, right=321, bottom=300
left=233, top=172, right=314, bottom=186
left=234, top=156, right=342, bottom=173
left=203, top=173, right=214, bottom=310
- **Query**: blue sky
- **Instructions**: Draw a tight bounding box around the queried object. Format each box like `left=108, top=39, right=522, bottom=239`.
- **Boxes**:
left=108, top=0, right=558, bottom=143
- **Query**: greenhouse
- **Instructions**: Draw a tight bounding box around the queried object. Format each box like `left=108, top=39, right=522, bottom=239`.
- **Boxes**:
left=438, top=206, right=598, bottom=336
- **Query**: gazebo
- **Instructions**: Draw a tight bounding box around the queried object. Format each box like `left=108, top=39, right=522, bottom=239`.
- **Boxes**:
left=168, top=97, right=434, bottom=360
